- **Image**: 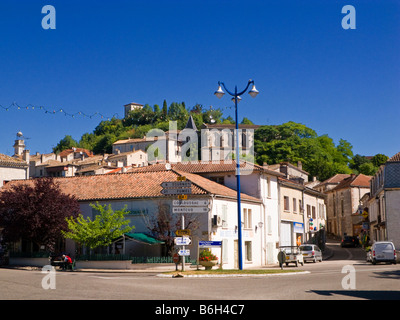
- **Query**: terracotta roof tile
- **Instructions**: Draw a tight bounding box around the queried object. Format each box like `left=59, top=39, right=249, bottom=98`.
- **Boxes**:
left=127, top=161, right=284, bottom=177
left=388, top=152, right=400, bottom=162
left=2, top=169, right=260, bottom=203
left=0, top=153, right=28, bottom=167
left=331, top=174, right=371, bottom=191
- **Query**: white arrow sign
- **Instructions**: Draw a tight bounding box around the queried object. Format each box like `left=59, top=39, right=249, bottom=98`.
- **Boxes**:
left=173, top=207, right=209, bottom=213
left=172, top=200, right=209, bottom=207
left=174, top=237, right=192, bottom=246
left=161, top=181, right=192, bottom=188
left=178, top=249, right=190, bottom=256
left=160, top=188, right=192, bottom=195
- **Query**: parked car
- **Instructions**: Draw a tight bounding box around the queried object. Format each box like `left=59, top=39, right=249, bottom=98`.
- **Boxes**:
left=367, top=241, right=397, bottom=265
left=299, top=244, right=323, bottom=263
left=341, top=236, right=359, bottom=248
left=279, top=246, right=304, bottom=267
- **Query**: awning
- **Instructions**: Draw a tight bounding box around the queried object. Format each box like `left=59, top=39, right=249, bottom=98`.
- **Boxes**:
left=122, top=233, right=165, bottom=245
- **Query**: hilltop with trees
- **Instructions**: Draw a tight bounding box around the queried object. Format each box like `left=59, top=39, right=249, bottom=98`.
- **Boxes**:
left=53, top=100, right=388, bottom=181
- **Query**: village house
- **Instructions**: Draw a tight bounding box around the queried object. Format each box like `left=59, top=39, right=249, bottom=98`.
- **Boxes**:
left=0, top=133, right=30, bottom=186
left=268, top=162, right=327, bottom=247
left=367, top=151, right=400, bottom=249
left=4, top=167, right=267, bottom=269
left=0, top=153, right=29, bottom=186
left=319, top=173, right=371, bottom=238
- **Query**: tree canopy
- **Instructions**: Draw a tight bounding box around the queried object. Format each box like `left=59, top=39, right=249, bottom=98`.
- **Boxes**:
left=0, top=178, right=80, bottom=251
left=62, top=202, right=133, bottom=250
left=254, top=122, right=353, bottom=181
left=52, top=100, right=388, bottom=182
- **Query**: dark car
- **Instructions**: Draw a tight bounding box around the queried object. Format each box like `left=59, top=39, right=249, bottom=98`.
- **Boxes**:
left=341, top=236, right=359, bottom=248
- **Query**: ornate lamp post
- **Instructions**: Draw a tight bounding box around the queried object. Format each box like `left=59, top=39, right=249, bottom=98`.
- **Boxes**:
left=214, top=79, right=259, bottom=270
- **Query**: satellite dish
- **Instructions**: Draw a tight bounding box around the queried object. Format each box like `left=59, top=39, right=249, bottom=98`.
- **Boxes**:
left=165, top=163, right=171, bottom=170
left=17, top=131, right=23, bottom=137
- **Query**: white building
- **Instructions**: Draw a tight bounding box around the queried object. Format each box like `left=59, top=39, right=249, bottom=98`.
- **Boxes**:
left=368, top=152, right=400, bottom=249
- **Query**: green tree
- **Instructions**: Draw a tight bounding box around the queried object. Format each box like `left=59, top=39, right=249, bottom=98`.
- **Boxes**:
left=254, top=122, right=352, bottom=181
left=63, top=202, right=134, bottom=250
left=240, top=117, right=254, bottom=125
left=358, top=162, right=378, bottom=176
left=162, top=99, right=168, bottom=120
left=371, top=154, right=389, bottom=167
left=53, top=135, right=79, bottom=153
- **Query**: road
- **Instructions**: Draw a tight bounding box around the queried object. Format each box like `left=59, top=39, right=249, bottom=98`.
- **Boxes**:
left=0, top=241, right=399, bottom=302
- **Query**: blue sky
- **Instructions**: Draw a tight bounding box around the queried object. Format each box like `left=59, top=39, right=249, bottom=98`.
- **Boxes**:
left=0, top=0, right=399, bottom=158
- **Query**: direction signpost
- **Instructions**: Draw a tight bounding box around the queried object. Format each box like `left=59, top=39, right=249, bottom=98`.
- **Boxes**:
left=161, top=188, right=192, bottom=195
left=172, top=207, right=209, bottom=213
left=174, top=237, right=192, bottom=246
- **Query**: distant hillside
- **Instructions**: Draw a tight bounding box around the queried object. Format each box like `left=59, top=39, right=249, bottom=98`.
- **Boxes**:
left=52, top=101, right=388, bottom=181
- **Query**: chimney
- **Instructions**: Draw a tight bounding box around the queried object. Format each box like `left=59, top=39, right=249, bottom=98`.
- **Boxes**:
left=22, top=149, right=30, bottom=163
left=297, top=161, right=302, bottom=170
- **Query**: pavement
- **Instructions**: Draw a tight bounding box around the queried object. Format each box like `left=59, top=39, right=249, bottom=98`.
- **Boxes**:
left=4, top=241, right=338, bottom=274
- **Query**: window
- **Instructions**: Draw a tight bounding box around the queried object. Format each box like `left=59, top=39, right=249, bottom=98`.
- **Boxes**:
left=299, top=200, right=303, bottom=214
left=312, top=206, right=316, bottom=219
left=222, top=204, right=228, bottom=228
left=293, top=198, right=297, bottom=213
left=307, top=205, right=311, bottom=217
left=267, top=215, right=272, bottom=234
left=243, top=208, right=252, bottom=229
left=266, top=177, right=271, bottom=198
left=245, top=241, right=252, bottom=262
left=284, top=196, right=290, bottom=211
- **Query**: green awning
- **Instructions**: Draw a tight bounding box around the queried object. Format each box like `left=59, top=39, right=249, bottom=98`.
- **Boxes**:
left=123, top=233, right=165, bottom=245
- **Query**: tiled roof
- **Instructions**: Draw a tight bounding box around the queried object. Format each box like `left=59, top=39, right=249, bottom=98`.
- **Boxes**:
left=2, top=169, right=260, bottom=202
left=58, top=148, right=93, bottom=158
left=0, top=153, right=28, bottom=167
left=388, top=152, right=400, bottom=162
left=127, top=161, right=284, bottom=177
left=331, top=174, right=371, bottom=191
left=317, top=174, right=351, bottom=186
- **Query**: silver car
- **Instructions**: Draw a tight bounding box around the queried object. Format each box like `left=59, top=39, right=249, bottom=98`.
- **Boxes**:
left=299, top=244, right=322, bottom=263
left=367, top=241, right=397, bottom=265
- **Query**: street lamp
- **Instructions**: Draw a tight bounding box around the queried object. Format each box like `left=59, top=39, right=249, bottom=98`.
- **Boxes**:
left=214, top=79, right=259, bottom=270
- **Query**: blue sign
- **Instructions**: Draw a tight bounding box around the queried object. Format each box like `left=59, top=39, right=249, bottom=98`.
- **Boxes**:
left=199, top=241, right=222, bottom=248
left=293, top=222, right=304, bottom=233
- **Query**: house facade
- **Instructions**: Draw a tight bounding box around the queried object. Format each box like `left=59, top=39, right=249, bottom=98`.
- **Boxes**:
left=322, top=174, right=371, bottom=237
left=0, top=153, right=29, bottom=186
left=368, top=152, right=400, bottom=249
left=3, top=167, right=268, bottom=269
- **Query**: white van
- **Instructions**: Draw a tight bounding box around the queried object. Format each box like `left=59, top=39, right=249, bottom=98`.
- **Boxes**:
left=367, top=241, right=397, bottom=265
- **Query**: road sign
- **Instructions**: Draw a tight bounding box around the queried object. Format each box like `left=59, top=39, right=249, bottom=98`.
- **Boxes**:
left=176, top=229, right=191, bottom=236
left=172, top=207, right=209, bottom=213
left=161, top=181, right=192, bottom=188
left=160, top=188, right=192, bottom=195
left=178, top=249, right=190, bottom=256
left=174, top=237, right=192, bottom=246
left=173, top=253, right=180, bottom=264
left=173, top=200, right=209, bottom=206
left=177, top=195, right=188, bottom=200
left=362, top=210, right=368, bottom=218
left=199, top=241, right=222, bottom=248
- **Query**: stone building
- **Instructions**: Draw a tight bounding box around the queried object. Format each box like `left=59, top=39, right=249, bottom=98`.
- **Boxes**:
left=321, top=174, right=371, bottom=237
